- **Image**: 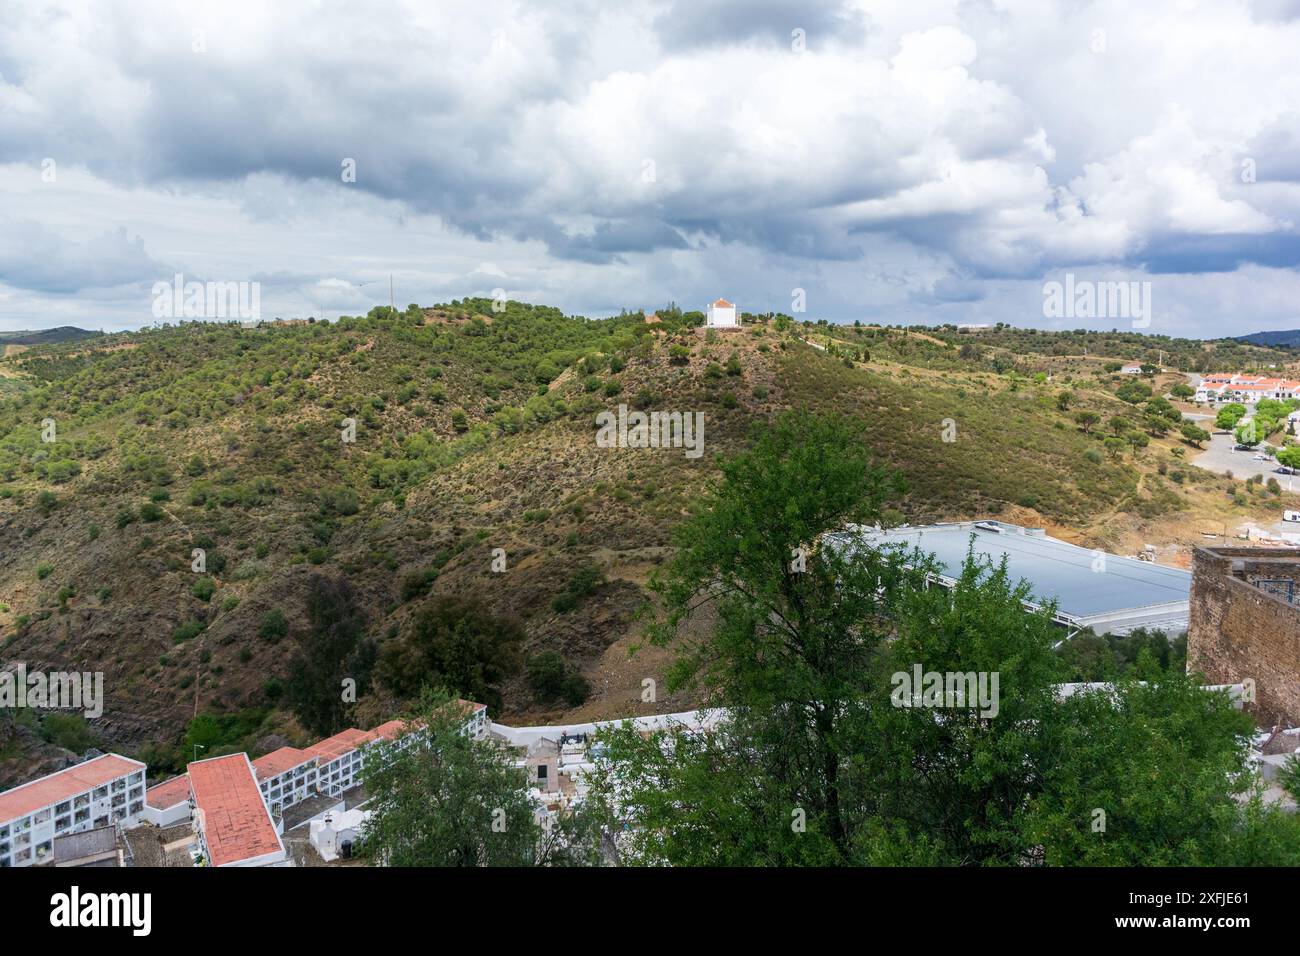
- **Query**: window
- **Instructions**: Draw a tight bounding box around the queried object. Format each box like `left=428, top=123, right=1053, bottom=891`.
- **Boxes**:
left=537, top=765, right=548, bottom=780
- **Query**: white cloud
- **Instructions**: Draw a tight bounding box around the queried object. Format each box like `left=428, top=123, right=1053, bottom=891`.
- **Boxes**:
left=0, top=0, right=1298, bottom=337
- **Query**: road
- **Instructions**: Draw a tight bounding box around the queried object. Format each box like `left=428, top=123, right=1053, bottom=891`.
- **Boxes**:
left=1191, top=420, right=1298, bottom=483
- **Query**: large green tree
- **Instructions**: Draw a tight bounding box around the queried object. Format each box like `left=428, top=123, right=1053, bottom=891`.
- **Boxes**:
left=286, top=574, right=376, bottom=736
left=360, top=690, right=605, bottom=866
left=591, top=410, right=1300, bottom=866
left=375, top=594, right=523, bottom=712
left=631, top=410, right=921, bottom=859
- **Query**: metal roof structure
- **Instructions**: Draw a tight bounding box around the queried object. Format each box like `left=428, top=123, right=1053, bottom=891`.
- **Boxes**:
left=830, top=520, right=1191, bottom=636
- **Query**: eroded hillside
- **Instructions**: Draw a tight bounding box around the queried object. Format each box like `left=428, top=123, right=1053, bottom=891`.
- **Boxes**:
left=2, top=304, right=1291, bottom=785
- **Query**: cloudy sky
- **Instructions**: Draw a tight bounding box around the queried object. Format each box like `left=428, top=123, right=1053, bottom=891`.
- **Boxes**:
left=2, top=0, right=1300, bottom=337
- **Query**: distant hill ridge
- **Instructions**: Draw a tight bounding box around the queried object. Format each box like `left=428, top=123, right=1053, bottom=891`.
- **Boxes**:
left=1236, top=329, right=1300, bottom=348
left=0, top=326, right=98, bottom=346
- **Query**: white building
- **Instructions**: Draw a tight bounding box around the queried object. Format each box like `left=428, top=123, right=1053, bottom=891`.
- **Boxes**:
left=0, top=753, right=146, bottom=868
left=188, top=753, right=288, bottom=867
left=253, top=747, right=319, bottom=818
left=308, top=803, right=369, bottom=862
left=6, top=702, right=492, bottom=867
left=142, top=773, right=192, bottom=827
left=307, top=718, right=429, bottom=798
left=705, top=298, right=738, bottom=328
left=1194, top=374, right=1300, bottom=405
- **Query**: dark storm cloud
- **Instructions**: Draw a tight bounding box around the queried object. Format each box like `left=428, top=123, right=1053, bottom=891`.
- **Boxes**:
left=651, top=0, right=868, bottom=50
left=1, top=0, right=1299, bottom=337
left=1140, top=233, right=1300, bottom=275
left=538, top=219, right=690, bottom=263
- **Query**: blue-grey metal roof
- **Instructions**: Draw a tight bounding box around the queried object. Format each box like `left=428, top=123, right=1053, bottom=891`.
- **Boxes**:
left=834, top=521, right=1190, bottom=634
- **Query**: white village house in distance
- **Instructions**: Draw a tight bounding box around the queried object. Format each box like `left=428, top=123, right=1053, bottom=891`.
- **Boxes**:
left=1194, top=373, right=1300, bottom=405
left=705, top=298, right=738, bottom=328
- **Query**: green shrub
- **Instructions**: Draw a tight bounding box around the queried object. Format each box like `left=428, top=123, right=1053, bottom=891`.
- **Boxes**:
left=259, top=609, right=289, bottom=643
left=172, top=619, right=205, bottom=643
left=526, top=650, right=567, bottom=699
left=400, top=567, right=439, bottom=602
left=40, top=712, right=101, bottom=753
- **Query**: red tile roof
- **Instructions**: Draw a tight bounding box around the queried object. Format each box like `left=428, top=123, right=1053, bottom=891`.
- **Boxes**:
left=0, top=754, right=145, bottom=823
left=368, top=720, right=409, bottom=742
left=305, top=718, right=426, bottom=766
left=187, top=754, right=283, bottom=867
left=251, top=747, right=314, bottom=780
left=145, top=774, right=191, bottom=810
left=304, top=728, right=370, bottom=764
left=711, top=298, right=734, bottom=308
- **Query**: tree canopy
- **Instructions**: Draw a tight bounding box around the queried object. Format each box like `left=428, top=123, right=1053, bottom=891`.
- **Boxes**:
left=588, top=410, right=1300, bottom=866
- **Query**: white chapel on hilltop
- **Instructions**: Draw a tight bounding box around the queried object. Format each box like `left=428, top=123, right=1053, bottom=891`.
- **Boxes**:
left=705, top=298, right=739, bottom=328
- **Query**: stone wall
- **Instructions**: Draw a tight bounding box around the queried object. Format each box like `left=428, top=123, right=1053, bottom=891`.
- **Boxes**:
left=1188, top=547, right=1300, bottom=726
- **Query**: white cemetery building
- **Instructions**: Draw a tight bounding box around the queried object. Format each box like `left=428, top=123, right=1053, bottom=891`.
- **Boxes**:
left=705, top=298, right=738, bottom=328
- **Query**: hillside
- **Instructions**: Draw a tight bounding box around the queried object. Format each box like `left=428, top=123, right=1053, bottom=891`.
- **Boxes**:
left=1, top=305, right=1291, bottom=786
left=1237, top=329, right=1300, bottom=349
left=0, top=326, right=98, bottom=348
